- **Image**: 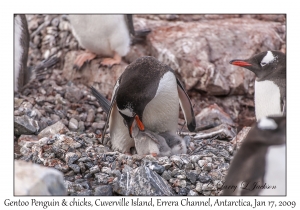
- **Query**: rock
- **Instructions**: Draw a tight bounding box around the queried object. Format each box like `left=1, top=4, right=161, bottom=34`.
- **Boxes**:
left=194, top=124, right=236, bottom=141
left=64, top=85, right=83, bottom=103
left=170, top=155, right=183, bottom=168
left=14, top=115, right=40, bottom=135
left=94, top=185, right=113, bottom=196
left=113, top=165, right=174, bottom=196
left=15, top=160, right=66, bottom=195
left=18, top=135, right=39, bottom=147
left=38, top=121, right=69, bottom=139
left=69, top=118, right=79, bottom=131
left=186, top=170, right=198, bottom=184
left=65, top=152, right=79, bottom=164
left=195, top=104, right=235, bottom=131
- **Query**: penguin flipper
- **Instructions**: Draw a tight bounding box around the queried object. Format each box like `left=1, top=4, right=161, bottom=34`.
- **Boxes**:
left=90, top=86, right=111, bottom=114
left=90, top=86, right=118, bottom=142
left=125, top=14, right=135, bottom=36
left=176, top=78, right=196, bottom=132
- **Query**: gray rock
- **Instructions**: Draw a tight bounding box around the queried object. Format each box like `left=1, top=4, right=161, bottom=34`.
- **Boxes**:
left=38, top=121, right=69, bottom=139
left=90, top=165, right=100, bottom=174
left=14, top=115, right=40, bottom=135
left=113, top=165, right=174, bottom=196
left=94, top=185, right=113, bottom=196
left=69, top=118, right=79, bottom=131
left=69, top=164, right=81, bottom=173
left=186, top=170, right=198, bottom=184
left=188, top=190, right=199, bottom=196
left=15, top=160, right=66, bottom=195
left=65, top=152, right=79, bottom=164
left=161, top=170, right=172, bottom=181
left=170, top=155, right=183, bottom=168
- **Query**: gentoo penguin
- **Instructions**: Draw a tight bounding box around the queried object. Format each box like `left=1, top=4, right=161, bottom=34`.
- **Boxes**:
left=131, top=121, right=172, bottom=157
left=230, top=51, right=286, bottom=121
left=14, top=14, right=30, bottom=92
left=223, top=116, right=286, bottom=196
left=14, top=15, right=59, bottom=92
left=91, top=56, right=196, bottom=154
left=69, top=15, right=135, bottom=69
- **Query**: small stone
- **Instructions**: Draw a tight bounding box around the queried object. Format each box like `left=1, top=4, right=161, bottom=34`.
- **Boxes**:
left=91, top=122, right=105, bottom=131
left=170, top=155, right=183, bottom=168
left=188, top=190, right=199, bottom=196
left=78, top=162, right=86, bottom=173
left=94, top=185, right=113, bottom=196
left=195, top=182, right=203, bottom=192
left=69, top=118, right=79, bottom=131
left=78, top=121, right=85, bottom=132
left=147, top=162, right=165, bottom=174
left=161, top=170, right=172, bottom=181
left=65, top=152, right=79, bottom=164
left=218, top=163, right=230, bottom=171
left=203, top=163, right=213, bottom=172
left=101, top=167, right=112, bottom=174
left=90, top=165, right=100, bottom=174
left=86, top=109, right=95, bottom=122
left=14, top=115, right=40, bottom=135
left=69, top=164, right=81, bottom=173
left=198, top=160, right=207, bottom=167
left=178, top=187, right=188, bottom=195
left=189, top=155, right=201, bottom=163
left=18, top=135, right=39, bottom=147
left=95, top=173, right=109, bottom=184
left=186, top=170, right=198, bottom=184
left=38, top=121, right=69, bottom=139
left=198, top=175, right=211, bottom=183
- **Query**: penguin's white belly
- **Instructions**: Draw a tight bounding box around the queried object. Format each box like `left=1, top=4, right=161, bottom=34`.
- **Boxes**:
left=14, top=15, right=23, bottom=91
left=69, top=15, right=130, bottom=57
left=143, top=71, right=179, bottom=134
left=255, top=80, right=282, bottom=121
left=259, top=144, right=286, bottom=195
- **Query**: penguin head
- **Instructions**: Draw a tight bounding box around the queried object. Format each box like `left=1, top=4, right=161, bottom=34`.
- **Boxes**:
left=117, top=103, right=145, bottom=138
left=230, top=51, right=286, bottom=81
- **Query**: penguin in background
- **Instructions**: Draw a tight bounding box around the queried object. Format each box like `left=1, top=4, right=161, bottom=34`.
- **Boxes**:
left=223, top=116, right=286, bottom=196
left=14, top=14, right=59, bottom=93
left=91, top=56, right=196, bottom=154
left=14, top=14, right=30, bottom=92
left=68, top=15, right=150, bottom=69
left=230, top=50, right=286, bottom=121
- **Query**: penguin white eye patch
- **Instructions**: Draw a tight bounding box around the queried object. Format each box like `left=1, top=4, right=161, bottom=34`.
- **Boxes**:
left=260, top=51, right=275, bottom=67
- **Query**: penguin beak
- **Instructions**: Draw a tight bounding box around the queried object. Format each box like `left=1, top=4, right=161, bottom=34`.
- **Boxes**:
left=230, top=60, right=252, bottom=67
left=127, top=115, right=145, bottom=138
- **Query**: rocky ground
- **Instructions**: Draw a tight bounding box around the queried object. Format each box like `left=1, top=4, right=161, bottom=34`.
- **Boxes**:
left=14, top=14, right=286, bottom=196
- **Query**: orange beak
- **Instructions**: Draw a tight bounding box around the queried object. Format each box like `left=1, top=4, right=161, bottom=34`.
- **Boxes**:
left=129, top=115, right=145, bottom=138
left=230, top=60, right=252, bottom=67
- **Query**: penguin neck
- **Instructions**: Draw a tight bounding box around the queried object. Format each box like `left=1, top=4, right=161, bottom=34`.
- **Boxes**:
left=254, top=80, right=282, bottom=121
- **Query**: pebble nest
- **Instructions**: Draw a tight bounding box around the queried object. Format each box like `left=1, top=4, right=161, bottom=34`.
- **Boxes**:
left=14, top=14, right=242, bottom=196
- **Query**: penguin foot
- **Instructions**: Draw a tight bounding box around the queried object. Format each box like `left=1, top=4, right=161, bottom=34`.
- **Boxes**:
left=100, top=52, right=122, bottom=67
left=151, top=153, right=158, bottom=157
left=73, top=51, right=96, bottom=70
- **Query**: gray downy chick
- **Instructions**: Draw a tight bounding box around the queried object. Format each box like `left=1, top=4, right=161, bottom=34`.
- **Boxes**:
left=131, top=121, right=172, bottom=157
left=159, top=132, right=187, bottom=155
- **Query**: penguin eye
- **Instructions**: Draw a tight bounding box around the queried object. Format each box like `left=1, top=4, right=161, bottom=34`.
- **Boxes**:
left=260, top=62, right=267, bottom=67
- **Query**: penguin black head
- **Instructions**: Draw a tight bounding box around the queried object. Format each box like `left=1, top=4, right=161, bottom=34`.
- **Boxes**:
left=229, top=50, right=286, bottom=81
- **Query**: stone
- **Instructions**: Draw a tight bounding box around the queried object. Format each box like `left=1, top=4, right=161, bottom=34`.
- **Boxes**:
left=14, top=115, right=40, bottom=135
left=15, top=160, right=66, bottom=195
left=94, top=185, right=113, bottom=196
left=186, top=170, right=198, bottom=184
left=65, top=152, right=79, bottom=164
left=18, top=135, right=39, bottom=147
left=231, top=126, right=252, bottom=150
left=195, top=104, right=235, bottom=131
left=64, top=85, right=83, bottom=103
left=68, top=118, right=79, bottom=131
left=113, top=165, right=174, bottom=196
left=170, top=155, right=183, bottom=168
left=38, top=121, right=69, bottom=139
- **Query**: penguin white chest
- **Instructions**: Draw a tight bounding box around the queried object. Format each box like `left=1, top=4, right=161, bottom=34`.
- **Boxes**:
left=259, top=144, right=286, bottom=195
left=143, top=71, right=179, bottom=133
left=255, top=80, right=281, bottom=121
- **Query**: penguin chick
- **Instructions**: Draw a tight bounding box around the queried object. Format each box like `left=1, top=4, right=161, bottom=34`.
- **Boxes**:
left=159, top=132, right=187, bottom=155
left=131, top=121, right=172, bottom=157
left=223, top=116, right=286, bottom=196
left=91, top=56, right=196, bottom=154
left=230, top=51, right=286, bottom=121
left=69, top=15, right=134, bottom=69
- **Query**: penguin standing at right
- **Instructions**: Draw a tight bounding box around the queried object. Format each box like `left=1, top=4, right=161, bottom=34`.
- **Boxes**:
left=230, top=51, right=286, bottom=121
left=223, top=116, right=286, bottom=195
